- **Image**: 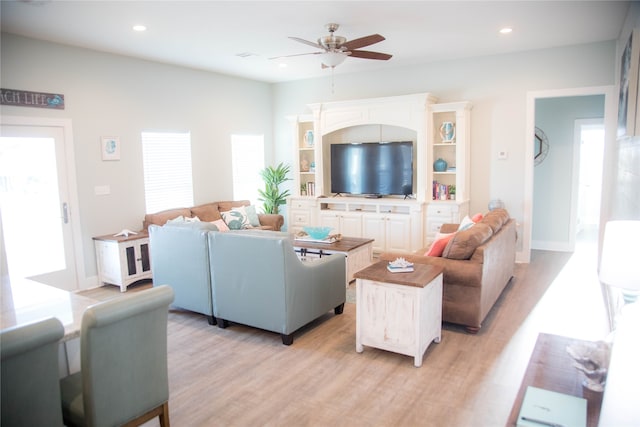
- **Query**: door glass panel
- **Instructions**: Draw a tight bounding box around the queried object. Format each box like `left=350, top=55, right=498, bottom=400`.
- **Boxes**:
left=140, top=243, right=150, bottom=272
left=0, top=137, right=65, bottom=278
left=126, top=246, right=136, bottom=276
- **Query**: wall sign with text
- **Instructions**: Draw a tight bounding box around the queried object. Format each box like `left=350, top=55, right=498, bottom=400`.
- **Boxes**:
left=1, top=88, right=65, bottom=110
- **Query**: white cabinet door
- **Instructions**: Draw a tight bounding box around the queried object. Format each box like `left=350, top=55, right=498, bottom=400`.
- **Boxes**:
left=319, top=211, right=362, bottom=237
left=385, top=216, right=411, bottom=253
left=341, top=213, right=363, bottom=237
left=319, top=212, right=341, bottom=231
left=362, top=215, right=386, bottom=252
left=362, top=214, right=411, bottom=253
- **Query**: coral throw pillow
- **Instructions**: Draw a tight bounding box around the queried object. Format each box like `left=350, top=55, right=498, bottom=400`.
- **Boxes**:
left=211, top=219, right=230, bottom=231
left=471, top=212, right=484, bottom=223
left=426, top=233, right=455, bottom=257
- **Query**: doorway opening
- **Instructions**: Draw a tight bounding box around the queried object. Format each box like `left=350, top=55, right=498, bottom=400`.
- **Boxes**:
left=574, top=120, right=604, bottom=246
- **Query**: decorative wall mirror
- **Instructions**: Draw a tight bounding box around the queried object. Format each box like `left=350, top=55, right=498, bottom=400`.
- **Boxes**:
left=534, top=126, right=549, bottom=166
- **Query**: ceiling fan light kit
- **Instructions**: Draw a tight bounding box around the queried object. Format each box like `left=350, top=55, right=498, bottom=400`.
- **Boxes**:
left=320, top=51, right=348, bottom=68
left=273, top=23, right=392, bottom=70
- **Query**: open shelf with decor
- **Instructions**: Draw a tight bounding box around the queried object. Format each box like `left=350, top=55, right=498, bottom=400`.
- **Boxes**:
left=426, top=101, right=472, bottom=242
left=289, top=115, right=317, bottom=197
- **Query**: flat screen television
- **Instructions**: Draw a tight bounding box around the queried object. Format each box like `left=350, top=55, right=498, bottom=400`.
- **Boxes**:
left=330, top=141, right=414, bottom=197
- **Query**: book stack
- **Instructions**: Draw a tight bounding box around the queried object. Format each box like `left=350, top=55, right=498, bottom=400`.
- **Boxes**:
left=306, top=182, right=315, bottom=196
left=387, top=258, right=414, bottom=273
left=432, top=180, right=448, bottom=200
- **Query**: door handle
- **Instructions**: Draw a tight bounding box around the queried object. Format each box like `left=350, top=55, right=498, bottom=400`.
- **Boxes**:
left=62, top=202, right=69, bottom=224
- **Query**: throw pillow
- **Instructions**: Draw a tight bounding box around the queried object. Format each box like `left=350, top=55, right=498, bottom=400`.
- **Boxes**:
left=442, top=222, right=493, bottom=260
left=426, top=232, right=455, bottom=257
left=458, top=215, right=475, bottom=231
left=221, top=208, right=251, bottom=230
left=244, top=205, right=261, bottom=227
left=166, top=216, right=185, bottom=224
left=211, top=219, right=229, bottom=231
left=471, top=212, right=484, bottom=223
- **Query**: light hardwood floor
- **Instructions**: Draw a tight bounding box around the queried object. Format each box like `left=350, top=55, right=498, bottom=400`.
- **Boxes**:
left=82, top=235, right=608, bottom=427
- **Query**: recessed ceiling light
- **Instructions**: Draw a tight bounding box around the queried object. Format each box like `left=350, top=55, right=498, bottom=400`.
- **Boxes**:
left=133, top=25, right=147, bottom=32
left=499, top=27, right=513, bottom=34
left=279, top=63, right=288, bottom=68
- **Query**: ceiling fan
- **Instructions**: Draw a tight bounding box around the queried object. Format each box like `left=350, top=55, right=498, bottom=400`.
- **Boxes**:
left=272, top=23, right=392, bottom=68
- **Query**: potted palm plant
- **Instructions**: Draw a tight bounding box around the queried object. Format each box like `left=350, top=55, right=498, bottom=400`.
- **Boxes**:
left=258, top=162, right=291, bottom=215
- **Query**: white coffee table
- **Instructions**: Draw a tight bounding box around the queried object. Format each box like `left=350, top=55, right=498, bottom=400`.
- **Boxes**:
left=354, top=261, right=443, bottom=367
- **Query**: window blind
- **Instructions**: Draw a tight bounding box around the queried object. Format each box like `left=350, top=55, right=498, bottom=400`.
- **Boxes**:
left=142, top=131, right=193, bottom=213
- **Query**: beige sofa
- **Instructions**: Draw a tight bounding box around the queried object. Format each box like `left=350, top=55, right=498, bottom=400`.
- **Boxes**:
left=143, top=200, right=284, bottom=231
left=380, top=209, right=516, bottom=333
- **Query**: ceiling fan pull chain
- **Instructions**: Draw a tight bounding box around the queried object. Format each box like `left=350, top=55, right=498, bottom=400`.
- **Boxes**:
left=331, top=66, right=335, bottom=94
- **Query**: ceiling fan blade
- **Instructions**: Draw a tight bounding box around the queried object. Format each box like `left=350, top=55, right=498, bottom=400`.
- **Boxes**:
left=288, top=36, right=324, bottom=50
left=269, top=52, right=322, bottom=60
left=348, top=50, right=393, bottom=60
left=342, top=34, right=385, bottom=50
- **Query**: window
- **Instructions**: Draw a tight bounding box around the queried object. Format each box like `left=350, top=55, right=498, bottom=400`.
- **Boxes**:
left=231, top=134, right=264, bottom=208
left=141, top=131, right=193, bottom=213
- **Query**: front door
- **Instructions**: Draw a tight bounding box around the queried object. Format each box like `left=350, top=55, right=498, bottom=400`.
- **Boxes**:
left=0, top=120, right=79, bottom=290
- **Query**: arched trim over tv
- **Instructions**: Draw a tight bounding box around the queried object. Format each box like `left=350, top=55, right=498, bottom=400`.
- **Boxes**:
left=330, top=141, right=414, bottom=197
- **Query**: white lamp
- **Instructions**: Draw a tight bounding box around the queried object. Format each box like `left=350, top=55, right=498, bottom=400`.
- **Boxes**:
left=599, top=220, right=640, bottom=290
left=320, top=51, right=347, bottom=68
left=599, top=220, right=640, bottom=329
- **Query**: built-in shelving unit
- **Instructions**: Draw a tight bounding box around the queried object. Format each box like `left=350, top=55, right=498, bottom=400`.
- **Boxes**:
left=289, top=115, right=317, bottom=197
left=287, top=94, right=472, bottom=253
left=425, top=101, right=472, bottom=242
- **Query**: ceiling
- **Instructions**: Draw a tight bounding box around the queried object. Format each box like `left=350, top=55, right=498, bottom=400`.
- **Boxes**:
left=1, top=1, right=630, bottom=83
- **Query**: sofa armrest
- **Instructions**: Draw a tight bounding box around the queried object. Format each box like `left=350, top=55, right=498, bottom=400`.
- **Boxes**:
left=258, top=214, right=284, bottom=231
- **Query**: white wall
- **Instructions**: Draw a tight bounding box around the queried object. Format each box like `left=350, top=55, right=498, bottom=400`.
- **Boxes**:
left=272, top=42, right=617, bottom=255
left=0, top=33, right=620, bottom=286
left=0, top=33, right=273, bottom=285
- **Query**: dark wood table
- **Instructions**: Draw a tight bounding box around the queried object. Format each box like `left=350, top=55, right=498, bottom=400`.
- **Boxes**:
left=293, top=236, right=374, bottom=284
left=507, top=333, right=604, bottom=427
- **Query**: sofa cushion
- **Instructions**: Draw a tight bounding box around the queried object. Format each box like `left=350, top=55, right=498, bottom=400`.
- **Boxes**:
left=164, top=221, right=220, bottom=232
left=442, top=222, right=493, bottom=260
left=143, top=207, right=192, bottom=229
left=480, top=208, right=510, bottom=233
left=190, top=203, right=222, bottom=222
left=217, top=200, right=251, bottom=213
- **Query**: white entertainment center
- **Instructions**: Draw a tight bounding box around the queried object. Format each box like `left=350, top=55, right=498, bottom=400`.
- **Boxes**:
left=287, top=93, right=472, bottom=254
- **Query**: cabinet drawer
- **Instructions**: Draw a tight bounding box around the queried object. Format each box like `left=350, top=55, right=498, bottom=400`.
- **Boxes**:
left=291, top=210, right=310, bottom=225
left=291, top=199, right=315, bottom=210
left=428, top=205, right=454, bottom=218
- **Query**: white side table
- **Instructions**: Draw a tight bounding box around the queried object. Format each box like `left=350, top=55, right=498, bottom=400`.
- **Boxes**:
left=93, top=231, right=152, bottom=292
left=354, top=261, right=443, bottom=367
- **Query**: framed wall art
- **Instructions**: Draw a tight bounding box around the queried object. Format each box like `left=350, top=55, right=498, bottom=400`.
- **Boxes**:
left=101, top=136, right=120, bottom=161
left=617, top=29, right=640, bottom=138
